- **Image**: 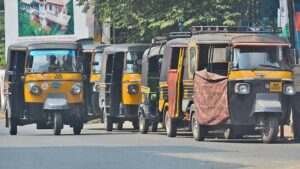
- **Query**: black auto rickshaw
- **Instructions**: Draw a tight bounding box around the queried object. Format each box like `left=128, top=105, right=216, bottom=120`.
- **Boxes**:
left=79, top=41, right=108, bottom=122
left=139, top=38, right=166, bottom=134
left=188, top=26, right=295, bottom=143
left=4, top=41, right=86, bottom=135
left=99, top=44, right=148, bottom=131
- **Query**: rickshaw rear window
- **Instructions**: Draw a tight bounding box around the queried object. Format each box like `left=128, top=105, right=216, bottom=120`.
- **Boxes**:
left=125, top=51, right=143, bottom=73
left=27, top=49, right=80, bottom=73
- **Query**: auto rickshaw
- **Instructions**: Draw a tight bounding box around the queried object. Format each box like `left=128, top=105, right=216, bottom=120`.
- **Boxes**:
left=187, top=26, right=294, bottom=143
left=80, top=41, right=108, bottom=122
left=139, top=38, right=166, bottom=134
left=158, top=36, right=192, bottom=137
left=99, top=44, right=148, bottom=131
left=4, top=41, right=86, bottom=135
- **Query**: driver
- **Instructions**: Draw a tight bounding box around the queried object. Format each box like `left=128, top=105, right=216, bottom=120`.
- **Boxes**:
left=48, top=55, right=59, bottom=71
left=38, top=55, right=57, bottom=72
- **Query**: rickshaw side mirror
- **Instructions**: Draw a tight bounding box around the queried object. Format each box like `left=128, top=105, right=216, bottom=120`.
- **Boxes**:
left=92, top=62, right=99, bottom=66
left=226, top=46, right=232, bottom=62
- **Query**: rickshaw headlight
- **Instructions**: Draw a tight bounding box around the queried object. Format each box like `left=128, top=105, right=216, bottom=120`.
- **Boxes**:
left=234, top=83, right=250, bottom=95
left=127, top=84, right=139, bottom=94
left=29, top=83, right=42, bottom=95
left=71, top=83, right=82, bottom=95
left=283, top=85, right=295, bottom=95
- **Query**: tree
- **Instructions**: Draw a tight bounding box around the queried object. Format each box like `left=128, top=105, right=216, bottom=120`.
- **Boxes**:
left=77, top=0, right=270, bottom=43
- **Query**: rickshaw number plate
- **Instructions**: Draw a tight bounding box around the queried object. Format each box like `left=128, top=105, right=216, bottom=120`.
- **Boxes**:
left=52, top=83, right=61, bottom=89
left=270, top=82, right=282, bottom=92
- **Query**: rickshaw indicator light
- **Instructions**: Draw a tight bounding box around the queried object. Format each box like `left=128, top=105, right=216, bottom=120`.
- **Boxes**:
left=283, top=85, right=295, bottom=95
left=29, top=83, right=42, bottom=95
left=127, top=84, right=139, bottom=94
left=71, top=83, right=82, bottom=95
left=234, top=83, right=250, bottom=95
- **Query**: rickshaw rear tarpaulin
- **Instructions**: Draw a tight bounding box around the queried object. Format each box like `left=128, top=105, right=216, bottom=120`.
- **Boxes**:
left=193, top=70, right=229, bottom=125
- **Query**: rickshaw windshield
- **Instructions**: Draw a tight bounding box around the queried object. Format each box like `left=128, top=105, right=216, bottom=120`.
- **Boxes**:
left=92, top=52, right=103, bottom=73
left=232, top=46, right=291, bottom=70
left=26, top=49, right=81, bottom=73
left=125, top=51, right=143, bottom=73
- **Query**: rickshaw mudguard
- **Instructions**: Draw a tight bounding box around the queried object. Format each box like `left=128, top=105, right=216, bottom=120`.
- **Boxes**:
left=43, top=93, right=70, bottom=110
left=250, top=93, right=282, bottom=117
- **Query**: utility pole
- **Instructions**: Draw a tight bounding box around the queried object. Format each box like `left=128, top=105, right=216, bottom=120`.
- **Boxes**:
left=94, top=4, right=102, bottom=42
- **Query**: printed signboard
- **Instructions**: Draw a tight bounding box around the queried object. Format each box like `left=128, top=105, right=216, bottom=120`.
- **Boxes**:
left=18, top=0, right=74, bottom=37
left=5, top=0, right=95, bottom=55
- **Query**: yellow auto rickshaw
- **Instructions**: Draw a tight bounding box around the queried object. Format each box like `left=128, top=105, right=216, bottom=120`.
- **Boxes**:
left=4, top=41, right=86, bottom=135
left=79, top=40, right=108, bottom=122
left=188, top=26, right=295, bottom=143
left=99, top=44, right=148, bottom=131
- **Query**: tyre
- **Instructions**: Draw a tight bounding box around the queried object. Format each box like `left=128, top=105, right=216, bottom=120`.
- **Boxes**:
left=165, top=110, right=177, bottom=137
left=192, top=113, right=206, bottom=141
left=139, top=115, right=149, bottom=134
left=261, top=115, right=279, bottom=144
left=53, top=112, right=63, bottom=135
left=115, top=121, right=124, bottom=130
left=73, top=121, right=83, bottom=135
left=132, top=121, right=139, bottom=130
left=151, top=122, right=158, bottom=132
left=104, top=109, right=113, bottom=131
left=9, top=117, right=17, bottom=135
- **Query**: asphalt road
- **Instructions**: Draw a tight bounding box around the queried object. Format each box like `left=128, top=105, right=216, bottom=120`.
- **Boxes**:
left=0, top=119, right=300, bottom=169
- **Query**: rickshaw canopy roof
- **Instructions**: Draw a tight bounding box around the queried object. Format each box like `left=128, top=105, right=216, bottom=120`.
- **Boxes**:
left=82, top=43, right=108, bottom=53
left=103, top=43, right=149, bottom=54
left=191, top=33, right=289, bottom=46
left=8, top=41, right=81, bottom=51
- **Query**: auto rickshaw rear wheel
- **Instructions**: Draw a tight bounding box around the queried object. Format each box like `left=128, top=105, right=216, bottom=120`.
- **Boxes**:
left=192, top=113, right=206, bottom=141
left=224, top=128, right=243, bottom=140
left=165, top=111, right=177, bottom=137
left=53, top=112, right=62, bottom=135
left=9, top=117, right=17, bottom=135
left=132, top=121, right=139, bottom=130
left=139, top=115, right=149, bottom=134
left=151, top=122, right=158, bottom=132
left=261, top=115, right=279, bottom=144
left=115, top=121, right=124, bottom=130
left=73, top=121, right=83, bottom=135
left=103, top=109, right=113, bottom=131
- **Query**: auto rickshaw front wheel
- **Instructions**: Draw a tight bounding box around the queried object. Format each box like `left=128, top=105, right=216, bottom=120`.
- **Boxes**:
left=9, top=117, right=17, bottom=135
left=261, top=115, right=279, bottom=144
left=192, top=113, right=206, bottom=141
left=165, top=111, right=177, bottom=137
left=139, top=115, right=149, bottom=134
left=53, top=112, right=63, bottom=135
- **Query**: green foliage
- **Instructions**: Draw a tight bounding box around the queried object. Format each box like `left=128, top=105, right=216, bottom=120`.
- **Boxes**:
left=66, top=0, right=74, bottom=34
left=77, top=0, right=255, bottom=43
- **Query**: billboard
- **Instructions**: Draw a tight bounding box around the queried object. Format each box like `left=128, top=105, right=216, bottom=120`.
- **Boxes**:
left=18, top=0, right=74, bottom=37
left=5, top=0, right=95, bottom=54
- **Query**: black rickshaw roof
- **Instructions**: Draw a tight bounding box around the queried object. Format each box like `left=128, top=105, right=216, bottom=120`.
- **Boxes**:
left=142, top=45, right=165, bottom=61
left=8, top=41, right=81, bottom=51
left=103, top=43, right=149, bottom=54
